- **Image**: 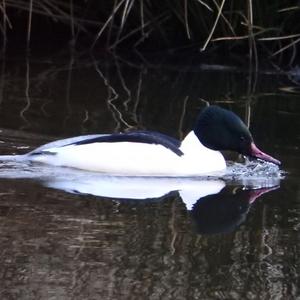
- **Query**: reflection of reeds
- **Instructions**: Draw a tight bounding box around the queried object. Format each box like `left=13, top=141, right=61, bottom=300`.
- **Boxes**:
left=0, top=51, right=299, bottom=137
left=0, top=1, right=299, bottom=59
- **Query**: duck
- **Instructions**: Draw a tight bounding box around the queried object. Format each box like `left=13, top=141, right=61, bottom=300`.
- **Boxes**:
left=0, top=105, right=280, bottom=176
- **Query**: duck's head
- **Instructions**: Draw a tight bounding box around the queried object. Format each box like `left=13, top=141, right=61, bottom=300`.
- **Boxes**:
left=194, top=105, right=280, bottom=165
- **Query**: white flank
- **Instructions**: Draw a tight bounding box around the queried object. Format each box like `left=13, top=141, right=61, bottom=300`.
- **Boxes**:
left=29, top=142, right=180, bottom=175
left=25, top=131, right=226, bottom=176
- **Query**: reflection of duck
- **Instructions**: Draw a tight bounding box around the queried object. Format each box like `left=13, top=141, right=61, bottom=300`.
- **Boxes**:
left=0, top=106, right=280, bottom=175
left=41, top=169, right=279, bottom=210
left=42, top=172, right=279, bottom=235
left=191, top=186, right=278, bottom=234
left=0, top=158, right=276, bottom=235
left=43, top=174, right=226, bottom=210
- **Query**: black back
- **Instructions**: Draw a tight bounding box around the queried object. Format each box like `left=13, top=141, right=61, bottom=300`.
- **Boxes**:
left=65, top=131, right=184, bottom=156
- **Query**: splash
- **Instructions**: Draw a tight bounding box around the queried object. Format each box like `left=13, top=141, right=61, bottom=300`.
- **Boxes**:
left=223, top=159, right=284, bottom=188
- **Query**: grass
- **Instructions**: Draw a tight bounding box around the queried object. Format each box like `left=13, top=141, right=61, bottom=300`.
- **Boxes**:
left=0, top=0, right=300, bottom=62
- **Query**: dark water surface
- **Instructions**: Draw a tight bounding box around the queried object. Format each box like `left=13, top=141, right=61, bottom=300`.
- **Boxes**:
left=0, top=53, right=299, bottom=299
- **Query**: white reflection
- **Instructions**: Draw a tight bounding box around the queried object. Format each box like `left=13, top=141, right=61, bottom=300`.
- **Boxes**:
left=43, top=173, right=226, bottom=210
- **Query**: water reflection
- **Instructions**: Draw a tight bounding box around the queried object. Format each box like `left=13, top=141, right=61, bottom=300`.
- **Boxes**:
left=44, top=173, right=279, bottom=235
left=0, top=52, right=299, bottom=144
left=192, top=186, right=278, bottom=234
left=0, top=175, right=291, bottom=299
left=40, top=171, right=280, bottom=235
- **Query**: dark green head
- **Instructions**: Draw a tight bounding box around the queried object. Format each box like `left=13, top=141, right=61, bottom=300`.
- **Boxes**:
left=194, top=106, right=280, bottom=165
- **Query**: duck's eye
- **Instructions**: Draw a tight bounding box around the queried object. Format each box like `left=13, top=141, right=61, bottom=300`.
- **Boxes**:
left=240, top=136, right=246, bottom=141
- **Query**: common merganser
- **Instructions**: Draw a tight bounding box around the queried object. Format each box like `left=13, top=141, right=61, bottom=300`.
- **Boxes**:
left=0, top=106, right=280, bottom=176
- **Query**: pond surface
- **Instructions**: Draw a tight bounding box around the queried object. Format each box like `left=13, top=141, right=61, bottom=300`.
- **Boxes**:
left=0, top=52, right=299, bottom=299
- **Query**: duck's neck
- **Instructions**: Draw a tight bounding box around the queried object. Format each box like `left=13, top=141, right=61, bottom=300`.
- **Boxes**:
left=180, top=131, right=220, bottom=154
left=180, top=131, right=226, bottom=173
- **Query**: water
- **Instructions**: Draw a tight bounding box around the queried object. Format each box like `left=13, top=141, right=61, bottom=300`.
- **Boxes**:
left=0, top=53, right=299, bottom=299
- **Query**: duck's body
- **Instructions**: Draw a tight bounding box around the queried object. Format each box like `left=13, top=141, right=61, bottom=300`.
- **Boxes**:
left=0, top=106, right=280, bottom=175
left=22, top=131, right=226, bottom=176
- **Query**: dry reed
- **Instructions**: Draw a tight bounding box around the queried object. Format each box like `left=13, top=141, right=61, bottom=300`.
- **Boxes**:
left=0, top=0, right=299, bottom=62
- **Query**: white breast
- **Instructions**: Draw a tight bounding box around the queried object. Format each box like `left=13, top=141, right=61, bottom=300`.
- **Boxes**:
left=179, top=132, right=226, bottom=175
